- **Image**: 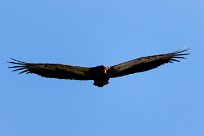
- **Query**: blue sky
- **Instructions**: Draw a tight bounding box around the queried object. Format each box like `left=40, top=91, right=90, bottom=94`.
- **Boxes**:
left=0, top=0, right=204, bottom=136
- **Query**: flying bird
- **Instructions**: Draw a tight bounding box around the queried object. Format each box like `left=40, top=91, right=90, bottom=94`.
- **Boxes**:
left=9, top=49, right=189, bottom=87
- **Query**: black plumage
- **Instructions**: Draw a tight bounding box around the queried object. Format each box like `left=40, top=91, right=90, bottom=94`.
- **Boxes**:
left=9, top=49, right=189, bottom=87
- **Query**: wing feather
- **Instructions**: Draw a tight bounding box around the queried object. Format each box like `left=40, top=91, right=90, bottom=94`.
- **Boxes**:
left=109, top=49, right=189, bottom=78
left=8, top=59, right=93, bottom=80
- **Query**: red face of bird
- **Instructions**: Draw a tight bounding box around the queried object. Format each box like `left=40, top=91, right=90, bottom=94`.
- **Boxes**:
left=94, top=65, right=111, bottom=74
left=102, top=65, right=110, bottom=74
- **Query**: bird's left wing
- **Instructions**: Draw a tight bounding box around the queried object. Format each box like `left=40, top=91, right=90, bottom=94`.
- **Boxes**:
left=109, top=49, right=189, bottom=78
left=8, top=59, right=93, bottom=80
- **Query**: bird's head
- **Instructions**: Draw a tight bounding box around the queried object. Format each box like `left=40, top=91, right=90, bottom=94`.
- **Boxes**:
left=93, top=65, right=111, bottom=74
left=102, top=65, right=111, bottom=74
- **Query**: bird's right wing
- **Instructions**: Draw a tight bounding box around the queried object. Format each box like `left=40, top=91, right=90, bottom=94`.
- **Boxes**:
left=8, top=59, right=93, bottom=80
left=109, top=49, right=189, bottom=78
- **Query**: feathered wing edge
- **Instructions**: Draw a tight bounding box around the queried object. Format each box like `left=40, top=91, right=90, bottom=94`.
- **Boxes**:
left=8, top=58, right=93, bottom=80
left=109, top=49, right=190, bottom=78
left=8, top=58, right=31, bottom=74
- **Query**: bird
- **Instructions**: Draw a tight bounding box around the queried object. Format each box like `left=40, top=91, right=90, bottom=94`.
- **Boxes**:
left=9, top=49, right=189, bottom=87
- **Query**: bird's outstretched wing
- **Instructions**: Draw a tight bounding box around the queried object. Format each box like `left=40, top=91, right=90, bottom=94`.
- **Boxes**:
left=8, top=59, right=93, bottom=80
left=109, top=49, right=189, bottom=78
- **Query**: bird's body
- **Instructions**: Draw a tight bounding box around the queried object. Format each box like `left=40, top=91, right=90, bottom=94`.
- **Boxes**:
left=90, top=65, right=111, bottom=87
left=9, top=49, right=189, bottom=87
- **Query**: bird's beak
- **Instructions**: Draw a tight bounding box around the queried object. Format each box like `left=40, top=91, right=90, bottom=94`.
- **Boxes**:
left=104, top=66, right=110, bottom=74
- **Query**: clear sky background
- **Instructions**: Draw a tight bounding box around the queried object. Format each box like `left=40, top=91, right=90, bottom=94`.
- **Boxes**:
left=0, top=0, right=204, bottom=136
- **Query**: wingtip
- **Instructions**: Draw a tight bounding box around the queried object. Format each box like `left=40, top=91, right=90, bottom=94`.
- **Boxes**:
left=9, top=58, right=26, bottom=63
left=170, top=48, right=190, bottom=63
left=174, top=48, right=190, bottom=55
left=8, top=58, right=30, bottom=75
left=8, top=58, right=27, bottom=65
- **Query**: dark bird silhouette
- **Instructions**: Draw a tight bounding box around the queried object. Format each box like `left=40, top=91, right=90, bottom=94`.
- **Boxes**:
left=9, top=49, right=189, bottom=87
